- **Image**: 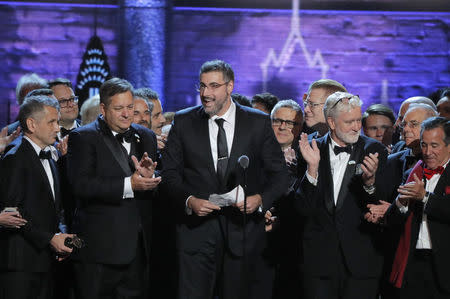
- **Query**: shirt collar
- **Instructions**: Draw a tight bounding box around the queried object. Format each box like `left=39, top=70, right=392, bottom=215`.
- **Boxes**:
left=210, top=99, right=235, bottom=124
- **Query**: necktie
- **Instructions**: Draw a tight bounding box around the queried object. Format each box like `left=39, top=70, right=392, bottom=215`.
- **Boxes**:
left=39, top=150, right=52, bottom=160
left=423, top=166, right=444, bottom=180
left=333, top=145, right=352, bottom=155
left=215, top=118, right=228, bottom=183
left=60, top=127, right=73, bottom=138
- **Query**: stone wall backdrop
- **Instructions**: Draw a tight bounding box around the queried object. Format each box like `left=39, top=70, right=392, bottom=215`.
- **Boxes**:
left=0, top=2, right=449, bottom=127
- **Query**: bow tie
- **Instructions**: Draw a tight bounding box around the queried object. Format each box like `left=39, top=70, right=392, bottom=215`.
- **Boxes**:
left=39, top=150, right=52, bottom=160
left=423, top=166, right=445, bottom=180
left=115, top=130, right=134, bottom=144
left=60, top=127, right=73, bottom=138
left=333, top=145, right=352, bottom=155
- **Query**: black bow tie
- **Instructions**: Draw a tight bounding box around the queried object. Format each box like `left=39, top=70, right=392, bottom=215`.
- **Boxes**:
left=115, top=130, right=134, bottom=144
left=333, top=145, right=352, bottom=155
left=39, top=150, right=52, bottom=160
left=60, top=127, right=73, bottom=138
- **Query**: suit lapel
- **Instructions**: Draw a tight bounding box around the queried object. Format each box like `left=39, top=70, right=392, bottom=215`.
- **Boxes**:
left=22, top=139, right=56, bottom=205
left=321, top=134, right=335, bottom=214
left=224, top=104, right=245, bottom=186
left=96, top=117, right=133, bottom=176
left=433, top=163, right=450, bottom=196
left=335, top=137, right=364, bottom=212
left=197, top=108, right=218, bottom=182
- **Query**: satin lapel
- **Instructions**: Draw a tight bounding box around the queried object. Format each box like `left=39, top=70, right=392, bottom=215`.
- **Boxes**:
left=335, top=137, right=364, bottom=212
left=49, top=159, right=61, bottom=211
left=196, top=108, right=218, bottom=182
left=433, top=164, right=450, bottom=195
left=96, top=118, right=132, bottom=176
left=321, top=134, right=335, bottom=214
left=23, top=139, right=55, bottom=205
left=224, top=105, right=244, bottom=186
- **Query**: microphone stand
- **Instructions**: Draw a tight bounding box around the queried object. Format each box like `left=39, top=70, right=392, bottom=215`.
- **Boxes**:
left=238, top=155, right=249, bottom=298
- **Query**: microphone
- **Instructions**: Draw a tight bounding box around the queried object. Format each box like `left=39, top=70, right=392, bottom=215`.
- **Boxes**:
left=238, top=155, right=249, bottom=169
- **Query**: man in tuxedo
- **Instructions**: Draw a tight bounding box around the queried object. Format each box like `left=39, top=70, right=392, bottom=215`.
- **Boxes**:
left=162, top=59, right=288, bottom=299
left=302, top=79, right=347, bottom=139
left=297, top=91, right=387, bottom=299
left=48, top=78, right=81, bottom=139
left=67, top=78, right=161, bottom=299
left=0, top=95, right=74, bottom=299
left=387, top=117, right=450, bottom=299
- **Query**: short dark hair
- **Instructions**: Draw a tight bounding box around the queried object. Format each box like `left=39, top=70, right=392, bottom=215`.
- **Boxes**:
left=99, top=78, right=133, bottom=106
left=19, top=95, right=60, bottom=133
left=25, top=88, right=54, bottom=98
left=48, top=78, right=73, bottom=89
left=307, top=79, right=347, bottom=96
left=252, top=92, right=279, bottom=113
left=231, top=93, right=251, bottom=107
left=421, top=116, right=450, bottom=145
left=362, top=104, right=395, bottom=128
left=134, top=88, right=159, bottom=101
left=199, top=59, right=234, bottom=83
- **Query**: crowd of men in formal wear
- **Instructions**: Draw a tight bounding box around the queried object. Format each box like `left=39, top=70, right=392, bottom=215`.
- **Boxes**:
left=0, top=60, right=449, bottom=299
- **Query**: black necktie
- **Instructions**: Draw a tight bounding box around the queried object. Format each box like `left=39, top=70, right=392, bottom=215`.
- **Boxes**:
left=39, top=150, right=52, bottom=160
left=333, top=145, right=352, bottom=155
left=60, top=127, right=73, bottom=138
left=215, top=118, right=228, bottom=183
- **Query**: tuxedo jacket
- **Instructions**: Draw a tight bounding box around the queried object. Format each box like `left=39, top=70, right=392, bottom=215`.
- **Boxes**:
left=67, top=116, right=158, bottom=265
left=295, top=133, right=387, bottom=278
left=0, top=138, right=60, bottom=272
left=161, top=102, right=289, bottom=256
left=386, top=164, right=450, bottom=293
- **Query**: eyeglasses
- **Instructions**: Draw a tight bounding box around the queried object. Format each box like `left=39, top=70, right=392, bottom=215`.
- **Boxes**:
left=58, top=96, right=78, bottom=108
left=196, top=81, right=229, bottom=93
left=329, top=95, right=360, bottom=110
left=271, top=118, right=299, bottom=129
left=303, top=100, right=324, bottom=109
left=399, top=120, right=421, bottom=129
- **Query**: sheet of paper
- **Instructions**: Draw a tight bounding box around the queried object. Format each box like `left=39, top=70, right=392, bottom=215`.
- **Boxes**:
left=209, top=185, right=245, bottom=207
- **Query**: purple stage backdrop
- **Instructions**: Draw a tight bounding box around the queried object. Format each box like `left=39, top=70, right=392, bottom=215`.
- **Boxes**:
left=0, top=1, right=449, bottom=127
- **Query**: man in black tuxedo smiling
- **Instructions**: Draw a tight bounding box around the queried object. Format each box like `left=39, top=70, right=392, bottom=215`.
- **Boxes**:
left=67, top=78, right=161, bottom=299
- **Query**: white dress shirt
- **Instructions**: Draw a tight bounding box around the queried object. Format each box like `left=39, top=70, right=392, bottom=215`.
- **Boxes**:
left=329, top=138, right=351, bottom=205
left=111, top=130, right=134, bottom=199
left=24, top=136, right=55, bottom=200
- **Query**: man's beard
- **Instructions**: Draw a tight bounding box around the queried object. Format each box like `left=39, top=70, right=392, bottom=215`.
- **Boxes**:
left=202, top=96, right=227, bottom=117
left=335, top=128, right=360, bottom=145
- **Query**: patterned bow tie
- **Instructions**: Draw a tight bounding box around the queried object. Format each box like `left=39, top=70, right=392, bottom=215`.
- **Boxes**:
left=333, top=145, right=352, bottom=155
left=39, top=150, right=52, bottom=160
left=423, top=166, right=445, bottom=180
left=116, top=130, right=134, bottom=144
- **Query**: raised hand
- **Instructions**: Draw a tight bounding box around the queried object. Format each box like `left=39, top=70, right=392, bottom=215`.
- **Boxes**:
left=298, top=133, right=320, bottom=178
left=0, top=126, right=20, bottom=154
left=131, top=152, right=157, bottom=178
left=55, top=135, right=68, bottom=156
left=398, top=173, right=426, bottom=201
left=361, top=152, right=379, bottom=186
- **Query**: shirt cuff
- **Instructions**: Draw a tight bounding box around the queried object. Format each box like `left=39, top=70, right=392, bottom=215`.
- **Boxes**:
left=306, top=171, right=318, bottom=186
left=396, top=197, right=408, bottom=214
left=185, top=195, right=193, bottom=215
left=123, top=177, right=134, bottom=199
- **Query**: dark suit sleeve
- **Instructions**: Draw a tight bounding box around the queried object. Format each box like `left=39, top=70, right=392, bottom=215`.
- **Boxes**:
left=67, top=131, right=124, bottom=205
left=161, top=115, right=191, bottom=211
left=0, top=155, right=53, bottom=249
left=253, top=117, right=289, bottom=211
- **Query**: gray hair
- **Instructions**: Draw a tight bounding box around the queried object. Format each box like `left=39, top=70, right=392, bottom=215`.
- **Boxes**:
left=16, top=73, right=48, bottom=105
left=80, top=94, right=100, bottom=125
left=323, top=92, right=362, bottom=120
left=406, top=103, right=438, bottom=119
left=420, top=116, right=450, bottom=145
left=133, top=95, right=154, bottom=114
left=271, top=99, right=303, bottom=119
left=18, top=95, right=60, bottom=133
